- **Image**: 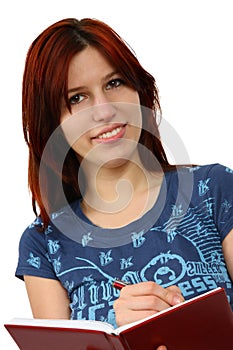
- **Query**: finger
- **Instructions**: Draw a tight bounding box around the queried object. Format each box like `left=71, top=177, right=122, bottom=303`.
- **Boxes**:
left=115, top=309, right=159, bottom=326
left=115, top=294, right=172, bottom=313
left=166, top=285, right=183, bottom=294
left=120, top=281, right=184, bottom=306
left=166, top=285, right=185, bottom=304
left=120, top=281, right=165, bottom=296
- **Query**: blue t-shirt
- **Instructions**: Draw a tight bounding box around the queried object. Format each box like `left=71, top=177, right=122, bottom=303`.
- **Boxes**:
left=15, top=164, right=233, bottom=327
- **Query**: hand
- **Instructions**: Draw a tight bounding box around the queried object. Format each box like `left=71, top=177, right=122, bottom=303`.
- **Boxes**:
left=113, top=281, right=184, bottom=326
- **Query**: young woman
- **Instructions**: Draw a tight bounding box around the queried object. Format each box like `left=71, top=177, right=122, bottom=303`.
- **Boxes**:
left=16, top=18, right=233, bottom=349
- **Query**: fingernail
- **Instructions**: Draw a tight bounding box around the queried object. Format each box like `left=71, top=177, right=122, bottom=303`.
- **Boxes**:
left=173, top=294, right=183, bottom=305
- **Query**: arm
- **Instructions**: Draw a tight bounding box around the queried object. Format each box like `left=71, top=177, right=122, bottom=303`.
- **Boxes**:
left=222, top=228, right=233, bottom=281
left=24, top=276, right=168, bottom=350
left=24, top=275, right=71, bottom=319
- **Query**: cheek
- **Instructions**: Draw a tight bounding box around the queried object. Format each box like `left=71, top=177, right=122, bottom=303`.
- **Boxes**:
left=61, top=111, right=92, bottom=148
left=126, top=90, right=140, bottom=106
left=120, top=98, right=142, bottom=130
left=70, top=135, right=91, bottom=158
left=61, top=126, right=91, bottom=159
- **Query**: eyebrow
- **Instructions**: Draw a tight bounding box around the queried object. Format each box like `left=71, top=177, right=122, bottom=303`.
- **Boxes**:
left=67, top=71, right=120, bottom=94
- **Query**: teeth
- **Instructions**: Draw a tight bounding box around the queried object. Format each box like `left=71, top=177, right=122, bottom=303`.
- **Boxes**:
left=97, top=127, right=122, bottom=139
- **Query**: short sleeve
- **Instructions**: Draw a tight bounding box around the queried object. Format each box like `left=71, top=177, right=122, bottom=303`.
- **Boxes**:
left=208, top=164, right=233, bottom=240
left=15, top=219, right=58, bottom=281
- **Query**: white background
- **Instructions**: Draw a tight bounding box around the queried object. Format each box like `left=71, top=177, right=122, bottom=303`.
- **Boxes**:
left=1, top=0, right=233, bottom=348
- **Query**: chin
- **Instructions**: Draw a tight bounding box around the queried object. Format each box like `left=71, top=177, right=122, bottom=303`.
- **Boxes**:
left=101, top=157, right=130, bottom=169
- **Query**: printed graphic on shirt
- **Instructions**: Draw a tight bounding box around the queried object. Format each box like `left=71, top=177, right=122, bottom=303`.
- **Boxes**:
left=33, top=194, right=231, bottom=326
left=27, top=253, right=41, bottom=269
left=21, top=165, right=233, bottom=327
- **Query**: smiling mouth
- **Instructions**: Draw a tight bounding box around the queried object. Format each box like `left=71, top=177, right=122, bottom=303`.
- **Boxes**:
left=94, top=124, right=126, bottom=142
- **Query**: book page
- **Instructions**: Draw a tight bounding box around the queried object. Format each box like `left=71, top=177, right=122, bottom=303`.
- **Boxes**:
left=7, top=317, right=115, bottom=334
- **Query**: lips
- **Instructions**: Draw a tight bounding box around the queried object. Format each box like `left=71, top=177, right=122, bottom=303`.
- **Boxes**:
left=93, top=124, right=126, bottom=143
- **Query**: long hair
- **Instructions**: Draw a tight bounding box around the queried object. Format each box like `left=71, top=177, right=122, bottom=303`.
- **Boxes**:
left=22, top=17, right=174, bottom=227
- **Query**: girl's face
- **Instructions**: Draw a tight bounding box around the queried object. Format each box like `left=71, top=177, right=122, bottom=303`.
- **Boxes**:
left=60, top=46, right=142, bottom=168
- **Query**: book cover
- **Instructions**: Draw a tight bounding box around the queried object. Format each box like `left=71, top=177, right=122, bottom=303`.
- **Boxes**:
left=4, top=287, right=233, bottom=350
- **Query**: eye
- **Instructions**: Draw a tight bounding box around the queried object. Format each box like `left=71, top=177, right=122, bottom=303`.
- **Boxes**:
left=106, top=78, right=126, bottom=90
left=69, top=93, right=85, bottom=105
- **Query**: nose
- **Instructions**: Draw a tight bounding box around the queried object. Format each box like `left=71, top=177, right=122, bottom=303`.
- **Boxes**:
left=92, top=94, right=116, bottom=122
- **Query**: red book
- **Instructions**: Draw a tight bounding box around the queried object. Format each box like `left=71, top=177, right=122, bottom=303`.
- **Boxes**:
left=4, top=287, right=233, bottom=350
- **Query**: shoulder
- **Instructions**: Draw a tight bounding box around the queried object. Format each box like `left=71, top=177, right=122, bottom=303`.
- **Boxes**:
left=185, top=163, right=233, bottom=203
left=19, top=200, right=83, bottom=249
left=19, top=217, right=47, bottom=250
left=190, top=163, right=233, bottom=176
left=21, top=200, right=80, bottom=240
left=174, top=163, right=233, bottom=182
left=165, top=163, right=233, bottom=199
left=189, top=163, right=233, bottom=188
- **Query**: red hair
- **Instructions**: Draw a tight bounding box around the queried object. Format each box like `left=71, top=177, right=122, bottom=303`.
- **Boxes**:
left=22, top=18, right=173, bottom=227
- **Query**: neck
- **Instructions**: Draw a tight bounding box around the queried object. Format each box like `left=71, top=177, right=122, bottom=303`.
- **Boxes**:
left=81, top=156, right=162, bottom=216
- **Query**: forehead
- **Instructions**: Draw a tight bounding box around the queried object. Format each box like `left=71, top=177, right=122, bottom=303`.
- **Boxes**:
left=68, top=46, right=116, bottom=86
